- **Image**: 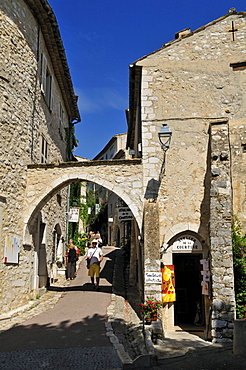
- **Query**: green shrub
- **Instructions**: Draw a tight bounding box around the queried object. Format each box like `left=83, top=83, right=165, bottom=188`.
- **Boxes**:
left=232, top=216, right=246, bottom=318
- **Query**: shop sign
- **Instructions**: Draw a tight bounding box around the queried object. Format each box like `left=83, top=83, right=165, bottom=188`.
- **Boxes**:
left=161, top=265, right=176, bottom=303
left=172, top=235, right=202, bottom=251
left=118, top=207, right=133, bottom=221
left=69, top=208, right=79, bottom=222
left=145, top=271, right=162, bottom=284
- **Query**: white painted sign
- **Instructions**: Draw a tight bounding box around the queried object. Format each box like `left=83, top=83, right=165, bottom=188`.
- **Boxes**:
left=145, top=271, right=162, bottom=284
left=69, top=208, right=79, bottom=222
left=95, top=204, right=100, bottom=214
left=172, top=235, right=202, bottom=251
left=108, top=217, right=113, bottom=222
left=118, top=207, right=134, bottom=221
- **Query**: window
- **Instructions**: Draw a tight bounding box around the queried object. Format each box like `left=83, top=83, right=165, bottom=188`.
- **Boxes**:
left=230, top=62, right=246, bottom=71
left=109, top=146, right=115, bottom=159
left=242, top=144, right=246, bottom=153
left=41, top=136, right=48, bottom=163
left=41, top=53, right=53, bottom=110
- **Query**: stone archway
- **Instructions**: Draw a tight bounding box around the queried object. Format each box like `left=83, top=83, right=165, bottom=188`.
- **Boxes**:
left=23, top=159, right=143, bottom=245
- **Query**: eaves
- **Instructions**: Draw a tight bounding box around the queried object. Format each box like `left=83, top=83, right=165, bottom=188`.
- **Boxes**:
left=25, top=0, right=81, bottom=123
left=132, top=9, right=246, bottom=65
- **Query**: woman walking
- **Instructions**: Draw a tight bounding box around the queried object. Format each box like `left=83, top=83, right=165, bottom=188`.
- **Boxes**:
left=67, top=242, right=77, bottom=280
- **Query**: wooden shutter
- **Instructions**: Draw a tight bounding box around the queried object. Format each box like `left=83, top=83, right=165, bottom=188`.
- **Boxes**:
left=40, top=53, right=47, bottom=94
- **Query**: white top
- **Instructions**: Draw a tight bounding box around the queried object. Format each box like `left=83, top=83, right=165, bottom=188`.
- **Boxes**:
left=86, top=247, right=103, bottom=265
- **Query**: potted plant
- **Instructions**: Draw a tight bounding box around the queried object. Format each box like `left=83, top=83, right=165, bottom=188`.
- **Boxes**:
left=140, top=296, right=162, bottom=322
left=144, top=311, right=152, bottom=325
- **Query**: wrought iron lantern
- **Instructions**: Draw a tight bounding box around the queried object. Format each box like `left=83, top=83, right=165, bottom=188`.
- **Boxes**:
left=158, top=123, right=172, bottom=152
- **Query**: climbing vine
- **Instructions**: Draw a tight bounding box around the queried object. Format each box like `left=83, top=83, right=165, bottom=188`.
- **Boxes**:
left=68, top=182, right=107, bottom=253
left=68, top=182, right=84, bottom=253
left=232, top=216, right=246, bottom=318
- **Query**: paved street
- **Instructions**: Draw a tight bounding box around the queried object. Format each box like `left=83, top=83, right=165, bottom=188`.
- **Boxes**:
left=0, top=246, right=122, bottom=370
left=0, top=246, right=246, bottom=370
left=150, top=345, right=246, bottom=370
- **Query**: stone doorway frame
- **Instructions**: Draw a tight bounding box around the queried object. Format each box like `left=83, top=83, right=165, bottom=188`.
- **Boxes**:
left=161, top=231, right=209, bottom=332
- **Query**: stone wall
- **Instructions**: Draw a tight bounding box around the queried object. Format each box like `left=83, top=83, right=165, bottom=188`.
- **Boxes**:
left=131, top=11, right=246, bottom=339
left=210, top=121, right=235, bottom=343
left=230, top=118, right=246, bottom=230
left=143, top=200, right=161, bottom=300
left=0, top=1, right=73, bottom=313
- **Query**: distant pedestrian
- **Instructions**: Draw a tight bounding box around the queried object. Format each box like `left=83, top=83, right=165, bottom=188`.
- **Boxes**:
left=86, top=239, right=103, bottom=290
left=87, top=231, right=95, bottom=247
left=68, top=239, right=80, bottom=277
left=95, top=231, right=103, bottom=247
left=67, top=242, right=77, bottom=280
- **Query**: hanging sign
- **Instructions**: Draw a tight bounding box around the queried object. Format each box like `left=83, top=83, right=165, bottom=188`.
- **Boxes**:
left=69, top=208, right=79, bottom=222
left=118, top=207, right=133, bottom=221
left=161, top=265, right=176, bottom=303
left=172, top=235, right=202, bottom=251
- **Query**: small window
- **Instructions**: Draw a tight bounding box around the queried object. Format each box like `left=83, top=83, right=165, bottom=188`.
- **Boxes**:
left=230, top=62, right=246, bottom=71
left=41, top=53, right=53, bottom=110
left=109, top=146, right=114, bottom=159
left=41, top=136, right=48, bottom=163
left=242, top=144, right=246, bottom=153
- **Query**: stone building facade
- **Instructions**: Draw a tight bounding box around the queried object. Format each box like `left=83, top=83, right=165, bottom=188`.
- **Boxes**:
left=93, top=133, right=131, bottom=247
left=0, top=0, right=80, bottom=312
left=1, top=2, right=245, bottom=345
left=127, top=9, right=246, bottom=342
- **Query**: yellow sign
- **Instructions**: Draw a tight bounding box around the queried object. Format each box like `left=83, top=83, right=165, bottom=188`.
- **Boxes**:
left=161, top=265, right=176, bottom=303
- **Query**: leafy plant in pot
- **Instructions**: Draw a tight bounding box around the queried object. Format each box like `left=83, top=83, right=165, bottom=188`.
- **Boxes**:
left=144, top=311, right=152, bottom=325
left=140, top=296, right=162, bottom=323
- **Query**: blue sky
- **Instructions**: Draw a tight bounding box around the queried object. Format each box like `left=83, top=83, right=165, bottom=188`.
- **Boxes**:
left=48, top=0, right=245, bottom=159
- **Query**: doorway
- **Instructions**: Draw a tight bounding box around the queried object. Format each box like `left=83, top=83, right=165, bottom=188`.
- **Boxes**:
left=173, top=253, right=203, bottom=325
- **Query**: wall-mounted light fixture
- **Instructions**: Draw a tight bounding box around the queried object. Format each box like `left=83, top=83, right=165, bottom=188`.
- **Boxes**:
left=158, top=123, right=172, bottom=180
left=158, top=123, right=172, bottom=152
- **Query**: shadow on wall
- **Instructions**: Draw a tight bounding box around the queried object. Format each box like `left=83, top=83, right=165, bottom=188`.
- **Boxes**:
left=198, top=126, right=211, bottom=241
left=144, top=178, right=161, bottom=200
left=144, top=151, right=167, bottom=200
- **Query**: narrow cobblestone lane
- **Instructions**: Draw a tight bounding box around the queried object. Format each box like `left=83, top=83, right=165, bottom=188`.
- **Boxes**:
left=0, top=247, right=122, bottom=370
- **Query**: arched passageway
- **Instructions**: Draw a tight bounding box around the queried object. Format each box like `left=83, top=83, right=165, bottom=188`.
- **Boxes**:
left=23, top=159, right=143, bottom=243
left=22, top=159, right=144, bottom=300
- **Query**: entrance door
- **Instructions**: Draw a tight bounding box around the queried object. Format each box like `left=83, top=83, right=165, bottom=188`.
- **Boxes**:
left=173, top=253, right=203, bottom=325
